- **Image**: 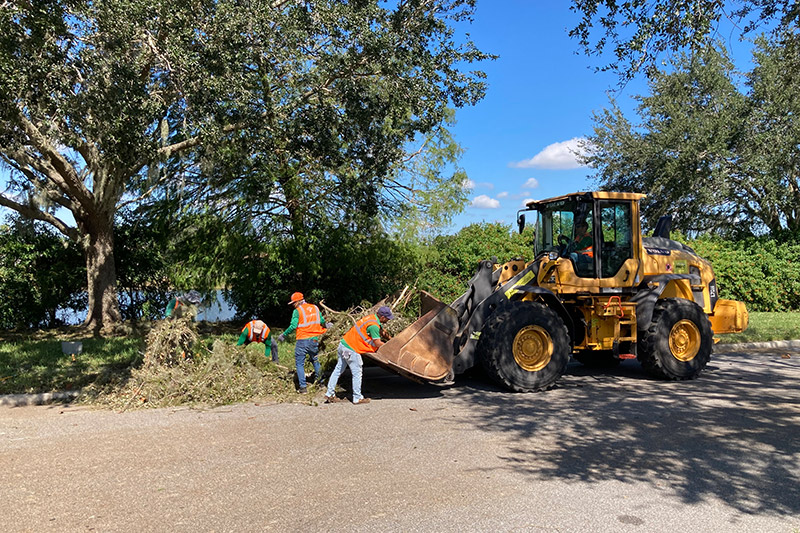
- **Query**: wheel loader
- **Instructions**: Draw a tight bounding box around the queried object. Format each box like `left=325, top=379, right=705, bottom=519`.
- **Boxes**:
left=367, top=191, right=749, bottom=392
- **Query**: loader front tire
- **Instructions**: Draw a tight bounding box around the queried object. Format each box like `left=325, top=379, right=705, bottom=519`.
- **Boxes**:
left=638, top=298, right=713, bottom=380
left=478, top=301, right=571, bottom=392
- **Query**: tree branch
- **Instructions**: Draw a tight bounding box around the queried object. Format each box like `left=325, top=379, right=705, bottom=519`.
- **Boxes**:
left=1, top=155, right=80, bottom=213
left=0, top=193, right=79, bottom=241
left=13, top=105, right=94, bottom=208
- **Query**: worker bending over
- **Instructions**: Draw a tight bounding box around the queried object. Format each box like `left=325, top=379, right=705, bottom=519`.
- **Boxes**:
left=237, top=319, right=279, bottom=363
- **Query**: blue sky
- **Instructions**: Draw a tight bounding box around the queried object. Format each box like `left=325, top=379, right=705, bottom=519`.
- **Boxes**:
left=445, top=1, right=759, bottom=232
left=445, top=2, right=629, bottom=231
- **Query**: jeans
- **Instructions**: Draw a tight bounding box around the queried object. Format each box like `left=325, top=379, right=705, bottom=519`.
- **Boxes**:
left=326, top=342, right=364, bottom=402
left=295, top=338, right=321, bottom=389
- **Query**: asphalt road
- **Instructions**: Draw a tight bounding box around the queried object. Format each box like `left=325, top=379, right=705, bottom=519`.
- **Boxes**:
left=1, top=345, right=799, bottom=533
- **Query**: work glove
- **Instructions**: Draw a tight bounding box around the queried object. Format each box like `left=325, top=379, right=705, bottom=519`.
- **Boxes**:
left=277, top=334, right=285, bottom=343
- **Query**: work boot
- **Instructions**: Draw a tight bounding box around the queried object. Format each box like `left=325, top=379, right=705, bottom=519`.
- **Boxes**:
left=298, top=387, right=308, bottom=394
left=324, top=395, right=341, bottom=404
left=353, top=398, right=371, bottom=405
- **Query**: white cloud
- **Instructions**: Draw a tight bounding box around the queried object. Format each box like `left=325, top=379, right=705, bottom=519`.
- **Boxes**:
left=497, top=191, right=509, bottom=199
left=463, top=178, right=475, bottom=189
left=471, top=194, right=501, bottom=209
left=522, top=178, right=539, bottom=189
left=509, top=137, right=589, bottom=169
left=521, top=198, right=535, bottom=208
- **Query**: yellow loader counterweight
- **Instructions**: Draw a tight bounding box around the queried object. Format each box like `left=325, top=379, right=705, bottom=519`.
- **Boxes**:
left=369, top=191, right=748, bottom=392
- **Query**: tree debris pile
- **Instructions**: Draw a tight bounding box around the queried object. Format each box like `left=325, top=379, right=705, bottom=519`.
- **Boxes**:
left=81, top=287, right=421, bottom=410
left=83, top=339, right=299, bottom=410
left=317, top=287, right=415, bottom=363
left=143, top=316, right=199, bottom=366
left=82, top=317, right=301, bottom=409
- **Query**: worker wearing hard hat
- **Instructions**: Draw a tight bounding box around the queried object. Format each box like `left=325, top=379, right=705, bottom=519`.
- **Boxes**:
left=277, top=292, right=330, bottom=393
left=236, top=319, right=279, bottom=363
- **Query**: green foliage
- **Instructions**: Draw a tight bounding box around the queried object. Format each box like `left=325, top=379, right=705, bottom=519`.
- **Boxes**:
left=569, top=0, right=796, bottom=80
left=387, top=115, right=471, bottom=241
left=0, top=0, right=490, bottom=327
left=114, top=211, right=175, bottom=320
left=686, top=233, right=800, bottom=312
left=418, top=223, right=535, bottom=304
left=584, top=38, right=800, bottom=236
left=0, top=218, right=85, bottom=329
left=223, top=226, right=421, bottom=323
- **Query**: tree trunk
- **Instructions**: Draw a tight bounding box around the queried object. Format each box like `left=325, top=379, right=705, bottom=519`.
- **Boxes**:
left=82, top=215, right=122, bottom=331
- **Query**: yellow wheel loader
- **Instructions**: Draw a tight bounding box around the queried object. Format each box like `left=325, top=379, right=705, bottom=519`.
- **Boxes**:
left=367, top=191, right=749, bottom=392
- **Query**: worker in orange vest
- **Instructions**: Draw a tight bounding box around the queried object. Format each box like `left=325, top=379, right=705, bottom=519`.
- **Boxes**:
left=276, top=292, right=330, bottom=393
left=324, top=306, right=394, bottom=405
left=567, top=220, right=593, bottom=257
left=236, top=319, right=279, bottom=363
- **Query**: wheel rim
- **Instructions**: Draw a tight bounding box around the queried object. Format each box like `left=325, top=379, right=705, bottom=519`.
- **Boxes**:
left=513, top=325, right=553, bottom=371
left=669, top=319, right=701, bottom=362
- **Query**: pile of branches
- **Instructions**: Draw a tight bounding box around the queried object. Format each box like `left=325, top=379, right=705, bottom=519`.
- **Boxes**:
left=317, top=285, right=416, bottom=362
left=82, top=286, right=420, bottom=410
left=143, top=316, right=198, bottom=366
left=82, top=316, right=298, bottom=410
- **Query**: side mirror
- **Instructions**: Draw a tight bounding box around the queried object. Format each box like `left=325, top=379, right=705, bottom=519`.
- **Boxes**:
left=517, top=213, right=526, bottom=233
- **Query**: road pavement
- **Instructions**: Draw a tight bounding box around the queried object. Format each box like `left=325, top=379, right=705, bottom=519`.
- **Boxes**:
left=1, top=345, right=799, bottom=532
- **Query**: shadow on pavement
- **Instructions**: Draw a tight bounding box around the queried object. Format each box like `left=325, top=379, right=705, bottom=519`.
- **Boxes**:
left=441, top=350, right=800, bottom=518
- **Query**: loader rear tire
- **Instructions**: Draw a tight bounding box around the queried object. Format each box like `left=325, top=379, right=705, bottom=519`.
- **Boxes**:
left=478, top=301, right=571, bottom=392
left=638, top=298, right=712, bottom=380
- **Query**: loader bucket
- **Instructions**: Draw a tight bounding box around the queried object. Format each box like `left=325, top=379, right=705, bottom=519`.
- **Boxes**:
left=365, top=291, right=460, bottom=382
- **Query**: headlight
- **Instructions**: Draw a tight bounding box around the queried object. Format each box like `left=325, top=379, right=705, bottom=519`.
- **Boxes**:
left=548, top=251, right=559, bottom=260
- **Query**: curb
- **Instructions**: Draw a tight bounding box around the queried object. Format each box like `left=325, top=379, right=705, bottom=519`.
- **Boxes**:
left=0, top=391, right=79, bottom=408
left=714, top=339, right=800, bottom=352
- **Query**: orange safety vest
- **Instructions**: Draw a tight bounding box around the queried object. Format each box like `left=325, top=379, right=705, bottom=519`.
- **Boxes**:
left=243, top=320, right=270, bottom=343
left=578, top=246, right=594, bottom=258
left=296, top=302, right=326, bottom=339
left=343, top=314, right=381, bottom=354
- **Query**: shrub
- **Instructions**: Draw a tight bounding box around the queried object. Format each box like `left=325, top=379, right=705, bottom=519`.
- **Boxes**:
left=418, top=223, right=534, bottom=303
left=685, top=234, right=800, bottom=311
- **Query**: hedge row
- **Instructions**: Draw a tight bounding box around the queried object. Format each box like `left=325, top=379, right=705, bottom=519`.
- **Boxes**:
left=687, top=235, right=800, bottom=312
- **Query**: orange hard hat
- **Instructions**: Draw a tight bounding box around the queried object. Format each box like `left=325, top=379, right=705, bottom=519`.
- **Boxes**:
left=288, top=292, right=304, bottom=304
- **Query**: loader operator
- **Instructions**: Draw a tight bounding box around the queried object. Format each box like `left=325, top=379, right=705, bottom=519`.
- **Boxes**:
left=236, top=319, right=279, bottom=363
left=568, top=220, right=593, bottom=255
left=277, top=292, right=330, bottom=393
left=324, top=306, right=395, bottom=405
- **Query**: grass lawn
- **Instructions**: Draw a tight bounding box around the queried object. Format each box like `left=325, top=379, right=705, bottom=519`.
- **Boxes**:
left=0, top=323, right=309, bottom=396
left=0, top=337, right=143, bottom=394
left=716, top=311, right=800, bottom=344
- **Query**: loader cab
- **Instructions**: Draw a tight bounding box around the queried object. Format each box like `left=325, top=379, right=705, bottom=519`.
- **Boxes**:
left=530, top=192, right=642, bottom=282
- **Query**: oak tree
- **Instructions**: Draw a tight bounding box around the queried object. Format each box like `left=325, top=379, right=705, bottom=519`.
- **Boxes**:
left=0, top=0, right=490, bottom=329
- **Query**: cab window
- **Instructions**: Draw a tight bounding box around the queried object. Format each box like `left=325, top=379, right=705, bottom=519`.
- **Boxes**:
left=599, top=202, right=633, bottom=278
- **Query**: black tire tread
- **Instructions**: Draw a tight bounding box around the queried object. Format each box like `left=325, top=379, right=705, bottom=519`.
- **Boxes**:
left=477, top=301, right=571, bottom=392
left=638, top=298, right=713, bottom=380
